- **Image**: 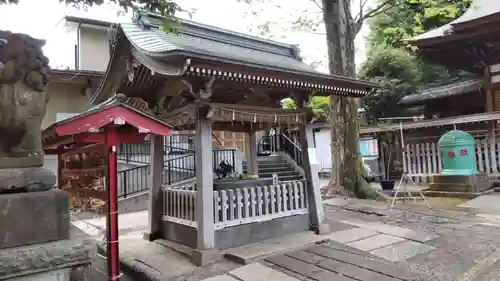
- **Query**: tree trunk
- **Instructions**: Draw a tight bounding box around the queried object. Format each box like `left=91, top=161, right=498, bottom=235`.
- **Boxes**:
left=321, top=0, right=386, bottom=200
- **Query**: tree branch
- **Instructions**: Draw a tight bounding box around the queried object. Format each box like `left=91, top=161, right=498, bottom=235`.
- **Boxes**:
left=309, top=0, right=323, bottom=11
left=357, top=0, right=370, bottom=21
left=354, top=0, right=401, bottom=23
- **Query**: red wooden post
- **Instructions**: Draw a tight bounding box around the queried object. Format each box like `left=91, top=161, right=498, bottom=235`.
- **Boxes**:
left=43, top=103, right=173, bottom=281
left=105, top=128, right=120, bottom=281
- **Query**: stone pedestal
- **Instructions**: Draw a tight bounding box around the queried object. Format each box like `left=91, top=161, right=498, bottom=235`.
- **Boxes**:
left=0, top=238, right=96, bottom=281
left=0, top=189, right=69, bottom=248
left=0, top=189, right=96, bottom=281
left=429, top=173, right=491, bottom=193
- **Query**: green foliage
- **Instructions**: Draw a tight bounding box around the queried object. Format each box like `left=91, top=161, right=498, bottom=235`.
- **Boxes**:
left=281, top=96, right=330, bottom=121
left=366, top=0, right=472, bottom=87
left=310, top=96, right=330, bottom=121
left=367, top=0, right=471, bottom=48
left=359, top=46, right=418, bottom=123
left=281, top=98, right=296, bottom=109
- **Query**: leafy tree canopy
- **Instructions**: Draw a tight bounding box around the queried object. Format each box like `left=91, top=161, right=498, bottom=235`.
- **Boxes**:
left=367, top=0, right=472, bottom=49
left=366, top=0, right=473, bottom=87
left=282, top=96, right=330, bottom=121
left=359, top=45, right=417, bottom=123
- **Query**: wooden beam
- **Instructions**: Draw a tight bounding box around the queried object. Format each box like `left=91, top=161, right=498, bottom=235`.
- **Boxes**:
left=174, top=121, right=270, bottom=132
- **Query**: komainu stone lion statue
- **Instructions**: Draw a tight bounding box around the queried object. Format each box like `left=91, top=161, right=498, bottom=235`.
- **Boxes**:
left=0, top=30, right=56, bottom=193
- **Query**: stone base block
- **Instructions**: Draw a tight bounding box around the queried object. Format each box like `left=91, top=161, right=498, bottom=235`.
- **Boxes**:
left=143, top=231, right=162, bottom=242
left=429, top=173, right=491, bottom=193
left=0, top=238, right=95, bottom=280
left=0, top=189, right=69, bottom=249
left=191, top=248, right=221, bottom=266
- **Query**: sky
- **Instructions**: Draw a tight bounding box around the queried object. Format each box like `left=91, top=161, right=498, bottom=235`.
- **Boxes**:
left=0, top=0, right=373, bottom=73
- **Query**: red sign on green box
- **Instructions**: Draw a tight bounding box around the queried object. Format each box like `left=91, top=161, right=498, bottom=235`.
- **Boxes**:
left=438, top=130, right=478, bottom=175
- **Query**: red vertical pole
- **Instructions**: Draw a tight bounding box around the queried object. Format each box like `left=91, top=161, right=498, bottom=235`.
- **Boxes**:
left=105, top=128, right=120, bottom=281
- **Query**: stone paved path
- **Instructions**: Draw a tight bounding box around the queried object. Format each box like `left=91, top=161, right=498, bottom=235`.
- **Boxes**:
left=327, top=221, right=437, bottom=262
left=72, top=197, right=500, bottom=281
left=203, top=241, right=427, bottom=281
left=322, top=198, right=500, bottom=281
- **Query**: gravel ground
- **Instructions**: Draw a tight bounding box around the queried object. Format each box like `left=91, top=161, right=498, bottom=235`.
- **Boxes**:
left=322, top=201, right=500, bottom=281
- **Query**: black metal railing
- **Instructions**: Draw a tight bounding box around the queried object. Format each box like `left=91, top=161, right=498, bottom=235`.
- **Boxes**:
left=117, top=139, right=238, bottom=194
left=164, top=154, right=196, bottom=185
left=117, top=142, right=151, bottom=164
left=279, top=133, right=303, bottom=166
left=118, top=140, right=194, bottom=165
left=257, top=131, right=303, bottom=167
left=118, top=164, right=149, bottom=198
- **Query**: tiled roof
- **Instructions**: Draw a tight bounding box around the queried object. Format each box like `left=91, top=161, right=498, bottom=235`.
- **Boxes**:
left=360, top=111, right=500, bottom=135
left=92, top=12, right=377, bottom=103
left=123, top=12, right=314, bottom=73
left=399, top=79, right=482, bottom=105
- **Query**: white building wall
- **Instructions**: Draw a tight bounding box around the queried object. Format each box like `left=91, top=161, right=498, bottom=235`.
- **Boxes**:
left=78, top=27, right=110, bottom=72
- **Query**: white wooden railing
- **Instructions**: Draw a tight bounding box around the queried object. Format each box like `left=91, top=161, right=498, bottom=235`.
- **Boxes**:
left=162, top=181, right=197, bottom=227
left=213, top=180, right=308, bottom=230
left=403, top=138, right=500, bottom=183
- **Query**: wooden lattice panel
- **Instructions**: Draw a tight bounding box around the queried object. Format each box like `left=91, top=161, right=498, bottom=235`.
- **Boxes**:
left=59, top=143, right=107, bottom=214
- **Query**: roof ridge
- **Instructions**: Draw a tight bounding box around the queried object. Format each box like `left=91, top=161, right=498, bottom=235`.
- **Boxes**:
left=418, top=78, right=482, bottom=93
left=133, top=11, right=303, bottom=60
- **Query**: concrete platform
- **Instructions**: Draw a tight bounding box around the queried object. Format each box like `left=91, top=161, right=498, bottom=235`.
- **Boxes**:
left=224, top=231, right=325, bottom=264
left=458, top=193, right=500, bottom=214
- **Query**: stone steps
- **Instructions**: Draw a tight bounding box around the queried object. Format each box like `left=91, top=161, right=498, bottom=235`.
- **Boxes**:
left=243, top=156, right=303, bottom=181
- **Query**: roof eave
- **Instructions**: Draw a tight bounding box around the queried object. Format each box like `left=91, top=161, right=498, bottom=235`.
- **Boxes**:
left=64, top=15, right=114, bottom=28
left=156, top=50, right=378, bottom=91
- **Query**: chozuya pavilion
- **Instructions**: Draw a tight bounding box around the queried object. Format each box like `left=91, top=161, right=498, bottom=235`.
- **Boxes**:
left=92, top=11, right=377, bottom=265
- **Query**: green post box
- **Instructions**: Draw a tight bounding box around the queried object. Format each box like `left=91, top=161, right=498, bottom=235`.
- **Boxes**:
left=438, top=130, right=478, bottom=175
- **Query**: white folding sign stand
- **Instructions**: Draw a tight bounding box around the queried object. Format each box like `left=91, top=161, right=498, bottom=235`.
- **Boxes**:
left=390, top=123, right=431, bottom=209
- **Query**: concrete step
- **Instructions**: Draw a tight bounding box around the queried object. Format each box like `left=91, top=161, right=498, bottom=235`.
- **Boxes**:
left=258, top=171, right=299, bottom=178
left=243, top=161, right=289, bottom=167
left=224, top=231, right=323, bottom=264
left=278, top=175, right=303, bottom=181
left=243, top=167, right=293, bottom=174
left=243, top=163, right=291, bottom=170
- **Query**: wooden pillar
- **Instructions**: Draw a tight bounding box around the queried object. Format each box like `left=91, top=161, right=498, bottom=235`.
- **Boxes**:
left=485, top=66, right=494, bottom=112
left=246, top=130, right=258, bottom=175
left=144, top=135, right=164, bottom=241
left=192, top=117, right=219, bottom=265
left=104, top=128, right=120, bottom=281
left=298, top=123, right=328, bottom=234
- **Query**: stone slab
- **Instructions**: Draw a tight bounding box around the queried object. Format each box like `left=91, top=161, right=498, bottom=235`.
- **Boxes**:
left=9, top=268, right=70, bottom=281
left=458, top=194, right=500, bottom=214
left=287, top=250, right=326, bottom=264
left=202, top=274, right=239, bottom=281
left=305, top=245, right=420, bottom=280
left=325, top=227, right=379, bottom=244
left=316, top=259, right=400, bottom=281
left=341, top=220, right=439, bottom=243
left=230, top=263, right=300, bottom=281
left=369, top=241, right=436, bottom=262
left=0, top=238, right=95, bottom=280
left=346, top=234, right=406, bottom=251
left=324, top=221, right=355, bottom=233
left=117, top=236, right=197, bottom=279
left=266, top=254, right=356, bottom=281
left=0, top=189, right=69, bottom=249
left=224, top=232, right=323, bottom=264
